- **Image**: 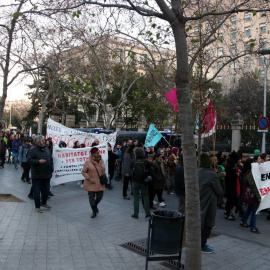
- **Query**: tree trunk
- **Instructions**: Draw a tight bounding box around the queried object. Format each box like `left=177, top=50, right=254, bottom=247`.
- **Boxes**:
left=172, top=21, right=201, bottom=269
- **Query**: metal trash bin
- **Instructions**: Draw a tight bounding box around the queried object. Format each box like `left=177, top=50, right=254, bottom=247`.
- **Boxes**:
left=145, top=210, right=185, bottom=270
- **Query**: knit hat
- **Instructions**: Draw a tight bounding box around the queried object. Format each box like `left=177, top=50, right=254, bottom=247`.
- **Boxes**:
left=254, top=149, right=260, bottom=156
left=199, top=153, right=212, bottom=168
left=135, top=147, right=144, bottom=158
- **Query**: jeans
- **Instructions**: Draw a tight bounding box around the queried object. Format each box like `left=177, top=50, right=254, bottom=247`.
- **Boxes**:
left=13, top=155, right=18, bottom=169
left=32, top=178, right=50, bottom=208
left=241, top=201, right=259, bottom=229
left=132, top=182, right=150, bottom=216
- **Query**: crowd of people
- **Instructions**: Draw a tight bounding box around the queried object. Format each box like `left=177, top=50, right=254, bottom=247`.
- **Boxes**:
left=0, top=130, right=268, bottom=255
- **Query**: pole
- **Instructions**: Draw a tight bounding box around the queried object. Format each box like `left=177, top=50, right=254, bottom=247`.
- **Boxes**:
left=9, top=101, right=12, bottom=127
left=262, top=58, right=267, bottom=153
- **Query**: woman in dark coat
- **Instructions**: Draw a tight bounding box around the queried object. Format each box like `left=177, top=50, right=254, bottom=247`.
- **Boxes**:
left=198, top=153, right=222, bottom=253
left=122, top=144, right=135, bottom=200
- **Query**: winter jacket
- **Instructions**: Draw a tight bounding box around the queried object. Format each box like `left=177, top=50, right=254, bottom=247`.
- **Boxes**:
left=82, top=158, right=106, bottom=192
left=175, top=163, right=185, bottom=196
left=152, top=159, right=166, bottom=189
left=27, top=145, right=53, bottom=179
left=0, top=139, right=6, bottom=156
left=198, top=167, right=222, bottom=228
left=167, top=154, right=178, bottom=175
left=19, top=143, right=32, bottom=163
left=11, top=139, right=21, bottom=154
left=122, top=152, right=134, bottom=177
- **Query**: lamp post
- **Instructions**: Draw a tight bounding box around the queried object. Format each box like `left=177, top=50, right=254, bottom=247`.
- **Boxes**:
left=258, top=49, right=270, bottom=153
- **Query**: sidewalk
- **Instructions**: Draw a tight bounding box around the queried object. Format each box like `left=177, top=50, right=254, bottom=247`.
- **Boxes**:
left=1, top=163, right=270, bottom=269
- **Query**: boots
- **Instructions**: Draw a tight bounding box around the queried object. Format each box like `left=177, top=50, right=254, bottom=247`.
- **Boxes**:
left=91, top=205, right=97, bottom=218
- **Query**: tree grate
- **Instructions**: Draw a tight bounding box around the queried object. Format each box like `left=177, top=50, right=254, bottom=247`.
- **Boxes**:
left=120, top=238, right=184, bottom=270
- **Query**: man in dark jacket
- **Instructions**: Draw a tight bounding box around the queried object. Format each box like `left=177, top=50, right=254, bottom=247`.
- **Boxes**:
left=198, top=153, right=222, bottom=254
left=0, top=135, right=7, bottom=168
left=175, top=162, right=185, bottom=213
left=27, top=135, right=53, bottom=213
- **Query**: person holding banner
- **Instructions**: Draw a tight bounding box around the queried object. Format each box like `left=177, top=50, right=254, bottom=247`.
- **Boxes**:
left=240, top=158, right=261, bottom=234
left=82, top=147, right=106, bottom=218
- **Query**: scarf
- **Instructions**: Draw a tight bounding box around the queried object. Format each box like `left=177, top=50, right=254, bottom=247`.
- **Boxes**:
left=90, top=154, right=101, bottom=163
left=157, top=159, right=167, bottom=177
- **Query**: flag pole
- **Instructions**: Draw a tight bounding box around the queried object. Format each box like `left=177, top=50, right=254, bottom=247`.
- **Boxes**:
left=162, top=136, right=172, bottom=148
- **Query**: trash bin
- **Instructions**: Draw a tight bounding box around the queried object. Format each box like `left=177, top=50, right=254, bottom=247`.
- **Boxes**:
left=151, top=210, right=184, bottom=254
left=145, top=210, right=185, bottom=270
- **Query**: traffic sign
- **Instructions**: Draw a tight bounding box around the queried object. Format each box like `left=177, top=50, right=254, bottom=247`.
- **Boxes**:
left=257, top=130, right=268, bottom=133
left=258, top=117, right=269, bottom=130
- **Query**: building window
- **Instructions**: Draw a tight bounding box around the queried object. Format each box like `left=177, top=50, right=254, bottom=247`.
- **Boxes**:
left=259, top=55, right=265, bottom=66
left=217, top=76, right=222, bottom=84
left=231, top=45, right=237, bottom=55
left=114, top=49, right=123, bottom=63
left=245, top=26, right=251, bottom=37
left=205, top=50, right=211, bottom=60
left=218, top=33, right=223, bottom=41
left=261, top=38, right=267, bottom=49
left=261, top=11, right=266, bottom=17
left=194, top=26, right=200, bottom=35
left=260, top=23, right=266, bottom=34
left=140, top=54, right=147, bottom=67
left=231, top=15, right=237, bottom=25
left=245, top=42, right=252, bottom=51
left=231, top=62, right=236, bottom=69
left=244, top=57, right=251, bottom=67
left=218, top=47, right=223, bottom=57
left=217, top=61, right=223, bottom=71
left=128, top=50, right=136, bottom=63
left=219, top=19, right=223, bottom=28
left=230, top=74, right=236, bottom=84
left=206, top=23, right=211, bottom=32
left=245, top=12, right=251, bottom=22
left=231, top=30, right=236, bottom=40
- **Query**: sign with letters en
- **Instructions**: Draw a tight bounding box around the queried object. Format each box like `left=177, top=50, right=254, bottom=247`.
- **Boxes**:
left=51, top=144, right=108, bottom=186
left=252, top=161, right=270, bottom=213
left=46, top=118, right=116, bottom=148
left=144, top=124, right=163, bottom=148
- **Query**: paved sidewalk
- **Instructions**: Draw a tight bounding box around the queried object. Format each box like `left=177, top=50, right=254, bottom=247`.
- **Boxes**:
left=1, top=163, right=270, bottom=269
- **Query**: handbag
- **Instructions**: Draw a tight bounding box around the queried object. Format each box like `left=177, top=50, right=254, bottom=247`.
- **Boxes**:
left=93, top=163, right=108, bottom=185
left=241, top=183, right=256, bottom=205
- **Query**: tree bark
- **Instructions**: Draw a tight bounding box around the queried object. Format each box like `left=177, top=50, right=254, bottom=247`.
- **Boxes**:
left=172, top=20, right=202, bottom=270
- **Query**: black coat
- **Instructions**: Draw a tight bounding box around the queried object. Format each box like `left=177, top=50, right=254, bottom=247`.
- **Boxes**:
left=27, top=145, right=53, bottom=179
left=0, top=139, right=6, bottom=156
left=175, top=163, right=185, bottom=196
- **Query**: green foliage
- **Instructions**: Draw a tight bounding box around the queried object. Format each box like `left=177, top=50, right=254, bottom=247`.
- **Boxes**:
left=72, top=10, right=81, bottom=18
left=13, top=12, right=23, bottom=21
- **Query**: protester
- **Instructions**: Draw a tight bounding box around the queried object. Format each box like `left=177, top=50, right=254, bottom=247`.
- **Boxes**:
left=198, top=153, right=222, bottom=254
left=216, top=157, right=226, bottom=209
left=145, top=153, right=156, bottom=210
left=122, top=144, right=135, bottom=200
left=19, top=138, right=32, bottom=184
left=81, top=147, right=106, bottom=218
left=11, top=134, right=21, bottom=169
left=0, top=135, right=7, bottom=168
left=107, top=143, right=116, bottom=190
left=240, top=158, right=261, bottom=234
left=131, top=147, right=151, bottom=219
left=224, top=151, right=240, bottom=220
left=167, top=147, right=179, bottom=195
left=152, top=153, right=167, bottom=207
left=174, top=161, right=185, bottom=214
left=27, top=135, right=53, bottom=213
left=113, top=144, right=122, bottom=181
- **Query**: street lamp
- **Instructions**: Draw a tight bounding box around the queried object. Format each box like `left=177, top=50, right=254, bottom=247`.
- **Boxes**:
left=258, top=49, right=270, bottom=153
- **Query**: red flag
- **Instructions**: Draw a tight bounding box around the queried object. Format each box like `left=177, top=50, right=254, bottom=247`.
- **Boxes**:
left=201, top=99, right=216, bottom=134
left=164, top=87, right=178, bottom=112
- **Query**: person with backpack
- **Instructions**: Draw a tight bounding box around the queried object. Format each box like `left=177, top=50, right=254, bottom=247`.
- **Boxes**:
left=131, top=147, right=151, bottom=219
left=19, top=138, right=32, bottom=184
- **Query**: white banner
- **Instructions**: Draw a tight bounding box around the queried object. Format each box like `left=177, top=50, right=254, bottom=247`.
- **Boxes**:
left=46, top=118, right=116, bottom=148
left=51, top=144, right=108, bottom=186
left=252, top=161, right=270, bottom=213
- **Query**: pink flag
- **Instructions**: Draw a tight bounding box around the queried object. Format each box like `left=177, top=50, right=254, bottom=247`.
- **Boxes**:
left=202, top=99, right=216, bottom=134
left=164, top=87, right=178, bottom=112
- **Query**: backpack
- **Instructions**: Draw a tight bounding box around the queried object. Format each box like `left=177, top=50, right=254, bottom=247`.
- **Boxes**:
left=132, top=161, right=147, bottom=183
